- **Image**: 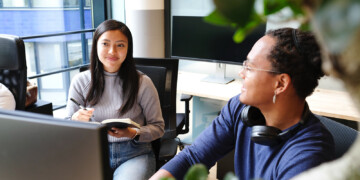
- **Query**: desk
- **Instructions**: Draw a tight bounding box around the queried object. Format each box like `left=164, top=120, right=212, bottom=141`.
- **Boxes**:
left=25, top=100, right=53, bottom=116
left=177, top=71, right=360, bottom=122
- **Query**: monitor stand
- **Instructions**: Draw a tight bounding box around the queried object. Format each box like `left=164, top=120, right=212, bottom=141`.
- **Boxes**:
left=201, top=63, right=234, bottom=84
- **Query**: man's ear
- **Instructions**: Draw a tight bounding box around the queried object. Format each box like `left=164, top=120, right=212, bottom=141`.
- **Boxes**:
left=274, top=73, right=291, bottom=94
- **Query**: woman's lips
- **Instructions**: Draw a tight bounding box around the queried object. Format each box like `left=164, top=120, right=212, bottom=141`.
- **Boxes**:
left=106, top=57, right=118, bottom=61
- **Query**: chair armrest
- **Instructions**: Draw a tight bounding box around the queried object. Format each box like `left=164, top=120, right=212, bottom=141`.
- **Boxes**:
left=180, top=94, right=193, bottom=102
left=159, top=138, right=179, bottom=161
left=176, top=94, right=193, bottom=135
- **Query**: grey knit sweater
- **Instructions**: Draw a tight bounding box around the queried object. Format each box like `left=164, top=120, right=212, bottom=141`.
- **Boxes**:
left=65, top=70, right=164, bottom=143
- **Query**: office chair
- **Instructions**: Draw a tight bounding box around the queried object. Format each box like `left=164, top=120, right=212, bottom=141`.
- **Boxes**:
left=135, top=64, right=167, bottom=167
left=315, top=115, right=359, bottom=159
left=0, top=34, right=27, bottom=110
left=216, top=114, right=359, bottom=179
left=134, top=57, right=192, bottom=137
left=134, top=58, right=192, bottom=169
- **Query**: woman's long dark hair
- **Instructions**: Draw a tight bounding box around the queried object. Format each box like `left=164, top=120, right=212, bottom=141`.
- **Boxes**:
left=86, top=19, right=140, bottom=115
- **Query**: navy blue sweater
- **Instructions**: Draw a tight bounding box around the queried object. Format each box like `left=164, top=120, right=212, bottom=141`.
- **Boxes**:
left=162, top=94, right=335, bottom=180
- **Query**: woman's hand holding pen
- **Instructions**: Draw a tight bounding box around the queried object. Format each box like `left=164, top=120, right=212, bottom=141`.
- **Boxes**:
left=71, top=108, right=94, bottom=122
left=70, top=98, right=94, bottom=122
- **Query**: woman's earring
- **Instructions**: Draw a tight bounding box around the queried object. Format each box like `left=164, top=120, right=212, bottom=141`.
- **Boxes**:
left=273, top=91, right=277, bottom=104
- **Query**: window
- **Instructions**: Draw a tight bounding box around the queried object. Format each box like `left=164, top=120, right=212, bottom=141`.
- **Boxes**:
left=0, top=0, right=106, bottom=109
left=1, top=0, right=91, bottom=8
left=2, top=0, right=29, bottom=7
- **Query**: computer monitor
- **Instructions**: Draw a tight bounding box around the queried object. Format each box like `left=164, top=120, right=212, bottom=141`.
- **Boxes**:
left=0, top=109, right=111, bottom=180
left=171, top=16, right=266, bottom=83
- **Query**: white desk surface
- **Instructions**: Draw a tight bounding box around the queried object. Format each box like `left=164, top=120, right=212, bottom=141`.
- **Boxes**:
left=177, top=71, right=360, bottom=122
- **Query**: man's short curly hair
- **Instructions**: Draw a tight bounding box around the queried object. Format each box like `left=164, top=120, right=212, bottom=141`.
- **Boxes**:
left=266, top=28, right=325, bottom=99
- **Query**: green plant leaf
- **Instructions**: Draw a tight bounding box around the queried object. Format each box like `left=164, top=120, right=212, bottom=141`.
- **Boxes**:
left=299, top=21, right=311, bottom=31
left=233, top=28, right=247, bottom=43
left=233, top=13, right=263, bottom=43
left=184, top=164, right=208, bottom=180
left=223, top=172, right=239, bottom=180
left=159, top=178, right=176, bottom=180
left=288, top=0, right=305, bottom=16
left=263, top=0, right=288, bottom=15
left=213, top=0, right=255, bottom=27
left=204, top=10, right=235, bottom=27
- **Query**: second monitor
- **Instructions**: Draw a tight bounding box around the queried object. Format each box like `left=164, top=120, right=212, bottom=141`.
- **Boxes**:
left=0, top=109, right=111, bottom=180
left=171, top=16, right=266, bottom=83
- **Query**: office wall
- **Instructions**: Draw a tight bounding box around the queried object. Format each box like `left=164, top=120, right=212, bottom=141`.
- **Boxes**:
left=112, top=0, right=165, bottom=58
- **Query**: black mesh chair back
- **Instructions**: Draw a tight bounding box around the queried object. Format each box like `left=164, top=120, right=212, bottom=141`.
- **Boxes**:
left=0, top=34, right=27, bottom=110
left=136, top=65, right=166, bottom=108
left=316, top=115, right=359, bottom=159
left=134, top=58, right=181, bottom=169
left=135, top=65, right=167, bottom=162
left=134, top=58, right=179, bottom=139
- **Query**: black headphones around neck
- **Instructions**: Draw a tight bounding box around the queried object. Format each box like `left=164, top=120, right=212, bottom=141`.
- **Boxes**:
left=241, top=104, right=309, bottom=146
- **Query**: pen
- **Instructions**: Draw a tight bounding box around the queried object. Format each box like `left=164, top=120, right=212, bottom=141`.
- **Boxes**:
left=70, top=98, right=87, bottom=110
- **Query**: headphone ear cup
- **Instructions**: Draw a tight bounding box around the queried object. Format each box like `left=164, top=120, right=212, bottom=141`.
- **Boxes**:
left=241, top=105, right=266, bottom=126
left=251, top=125, right=282, bottom=146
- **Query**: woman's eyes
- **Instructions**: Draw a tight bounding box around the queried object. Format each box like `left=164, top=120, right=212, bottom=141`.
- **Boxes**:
left=100, top=42, right=125, bottom=47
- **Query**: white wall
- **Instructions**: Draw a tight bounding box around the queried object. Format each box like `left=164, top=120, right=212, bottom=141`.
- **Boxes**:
left=124, top=0, right=165, bottom=58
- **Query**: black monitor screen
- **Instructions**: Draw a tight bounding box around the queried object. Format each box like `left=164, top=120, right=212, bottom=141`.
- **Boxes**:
left=171, top=16, right=266, bottom=65
left=0, top=109, right=111, bottom=180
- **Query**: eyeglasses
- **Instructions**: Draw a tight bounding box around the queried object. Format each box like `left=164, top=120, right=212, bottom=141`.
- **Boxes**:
left=240, top=60, right=282, bottom=77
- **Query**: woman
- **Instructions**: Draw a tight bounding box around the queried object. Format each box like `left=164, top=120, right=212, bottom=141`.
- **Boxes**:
left=0, top=83, right=16, bottom=110
left=150, top=28, right=335, bottom=180
left=66, top=20, right=164, bottom=180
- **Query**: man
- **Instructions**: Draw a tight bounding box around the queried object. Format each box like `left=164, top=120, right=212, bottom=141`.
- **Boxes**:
left=150, top=28, right=335, bottom=180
